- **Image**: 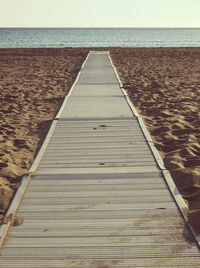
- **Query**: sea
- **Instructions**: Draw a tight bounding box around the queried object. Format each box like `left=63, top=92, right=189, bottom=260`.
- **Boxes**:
left=0, top=28, right=200, bottom=48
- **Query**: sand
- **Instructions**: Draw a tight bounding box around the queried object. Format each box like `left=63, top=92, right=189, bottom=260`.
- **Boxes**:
left=0, top=47, right=200, bottom=232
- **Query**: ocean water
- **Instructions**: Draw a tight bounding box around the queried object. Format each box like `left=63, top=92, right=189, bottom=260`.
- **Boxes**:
left=0, top=28, right=200, bottom=48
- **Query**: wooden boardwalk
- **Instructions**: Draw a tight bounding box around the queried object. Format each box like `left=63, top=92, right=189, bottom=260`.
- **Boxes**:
left=0, top=51, right=200, bottom=267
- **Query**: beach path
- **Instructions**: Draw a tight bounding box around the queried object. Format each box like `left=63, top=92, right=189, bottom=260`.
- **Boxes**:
left=0, top=51, right=200, bottom=267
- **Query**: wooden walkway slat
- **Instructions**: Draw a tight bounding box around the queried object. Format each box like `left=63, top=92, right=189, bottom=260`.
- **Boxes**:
left=1, top=246, right=200, bottom=259
left=0, top=51, right=200, bottom=267
left=4, top=235, right=196, bottom=248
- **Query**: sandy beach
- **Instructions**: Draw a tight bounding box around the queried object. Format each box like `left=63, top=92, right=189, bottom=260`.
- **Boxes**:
left=0, top=47, right=200, bottom=231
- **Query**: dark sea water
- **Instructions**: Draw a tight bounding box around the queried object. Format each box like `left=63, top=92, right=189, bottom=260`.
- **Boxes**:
left=0, top=28, right=200, bottom=48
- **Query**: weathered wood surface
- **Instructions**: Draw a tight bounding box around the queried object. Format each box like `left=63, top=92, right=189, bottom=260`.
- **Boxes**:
left=0, top=51, right=200, bottom=267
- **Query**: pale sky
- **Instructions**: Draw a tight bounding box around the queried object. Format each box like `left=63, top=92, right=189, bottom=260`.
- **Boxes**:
left=0, top=0, right=200, bottom=28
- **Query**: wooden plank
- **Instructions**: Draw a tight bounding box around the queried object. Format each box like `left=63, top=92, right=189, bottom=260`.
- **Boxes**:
left=51, top=131, right=144, bottom=137
left=43, top=149, right=153, bottom=157
left=54, top=121, right=139, bottom=126
left=16, top=208, right=180, bottom=220
left=13, top=222, right=187, bottom=236
left=47, top=141, right=148, bottom=146
left=47, top=136, right=148, bottom=143
left=21, top=195, right=173, bottom=206
left=31, top=171, right=163, bottom=180
left=7, top=227, right=189, bottom=237
left=1, top=258, right=200, bottom=268
left=56, top=117, right=137, bottom=123
left=46, top=143, right=150, bottom=150
left=36, top=166, right=160, bottom=174
left=39, top=160, right=156, bottom=166
left=38, top=163, right=156, bottom=169
left=9, top=216, right=185, bottom=226
left=9, top=221, right=187, bottom=236
left=1, top=246, right=199, bottom=259
left=54, top=127, right=141, bottom=132
left=43, top=154, right=154, bottom=161
left=29, top=181, right=165, bottom=187
left=56, top=120, right=141, bottom=127
left=28, top=179, right=166, bottom=187
left=41, top=154, right=154, bottom=160
left=23, top=188, right=169, bottom=197
left=59, top=102, right=133, bottom=119
left=8, top=224, right=187, bottom=237
left=40, top=157, right=155, bottom=164
left=26, top=182, right=167, bottom=191
left=18, top=202, right=177, bottom=212
left=5, top=235, right=195, bottom=247
left=56, top=121, right=137, bottom=128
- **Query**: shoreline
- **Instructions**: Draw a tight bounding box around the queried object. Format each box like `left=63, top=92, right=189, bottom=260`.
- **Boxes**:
left=0, top=47, right=200, bottom=232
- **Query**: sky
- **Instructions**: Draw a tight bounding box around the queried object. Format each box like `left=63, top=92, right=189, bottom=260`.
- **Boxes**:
left=1, top=0, right=200, bottom=28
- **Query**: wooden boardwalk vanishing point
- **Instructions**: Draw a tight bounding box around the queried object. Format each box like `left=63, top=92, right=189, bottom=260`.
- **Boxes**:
left=0, top=51, right=200, bottom=267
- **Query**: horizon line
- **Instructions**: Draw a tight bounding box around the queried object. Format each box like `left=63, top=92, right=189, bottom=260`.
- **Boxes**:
left=1, top=26, right=200, bottom=29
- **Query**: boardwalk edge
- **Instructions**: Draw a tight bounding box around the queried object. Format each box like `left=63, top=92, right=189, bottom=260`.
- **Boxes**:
left=0, top=174, right=31, bottom=248
left=55, top=51, right=91, bottom=119
left=109, top=51, right=200, bottom=249
left=29, top=120, right=57, bottom=173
